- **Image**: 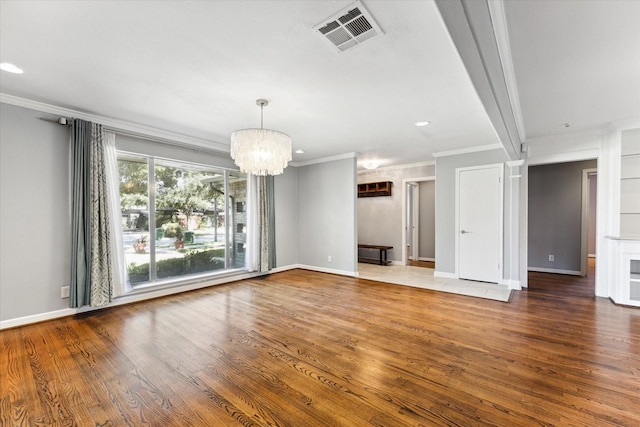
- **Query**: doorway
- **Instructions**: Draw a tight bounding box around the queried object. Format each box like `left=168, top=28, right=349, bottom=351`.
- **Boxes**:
left=401, top=177, right=436, bottom=267
left=527, top=160, right=597, bottom=278
left=581, top=169, right=597, bottom=276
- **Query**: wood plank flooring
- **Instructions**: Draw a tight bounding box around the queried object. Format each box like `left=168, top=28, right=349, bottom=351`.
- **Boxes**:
left=2, top=264, right=639, bottom=426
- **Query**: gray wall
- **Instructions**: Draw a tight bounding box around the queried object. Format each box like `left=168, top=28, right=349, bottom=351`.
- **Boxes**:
left=116, top=134, right=236, bottom=168
left=0, top=102, right=246, bottom=323
left=1, top=103, right=72, bottom=321
left=274, top=167, right=299, bottom=268
left=435, top=149, right=509, bottom=275
left=358, top=164, right=435, bottom=262
left=528, top=159, right=597, bottom=272
left=297, top=158, right=357, bottom=273
left=419, top=180, right=436, bottom=259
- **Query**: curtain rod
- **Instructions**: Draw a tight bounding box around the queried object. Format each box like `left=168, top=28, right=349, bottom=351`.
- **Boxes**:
left=38, top=116, right=230, bottom=156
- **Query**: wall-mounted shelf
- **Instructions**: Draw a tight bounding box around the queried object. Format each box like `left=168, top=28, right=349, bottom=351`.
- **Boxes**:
left=358, top=181, right=392, bottom=198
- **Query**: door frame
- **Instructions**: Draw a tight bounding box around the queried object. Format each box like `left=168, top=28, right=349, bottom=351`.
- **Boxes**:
left=581, top=168, right=597, bottom=276
left=401, top=176, right=435, bottom=266
left=406, top=182, right=420, bottom=261
left=455, top=163, right=504, bottom=282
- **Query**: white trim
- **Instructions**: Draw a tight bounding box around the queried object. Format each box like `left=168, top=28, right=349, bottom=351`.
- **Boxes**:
left=589, top=254, right=596, bottom=258
left=0, top=93, right=229, bottom=153
left=290, top=152, right=357, bottom=167
left=401, top=176, right=436, bottom=266
left=357, top=160, right=436, bottom=172
left=528, top=267, right=582, bottom=276
left=0, top=308, right=77, bottom=330
left=503, top=279, right=522, bottom=290
left=297, top=264, right=359, bottom=277
left=527, top=149, right=600, bottom=166
left=506, top=159, right=525, bottom=168
left=418, top=257, right=435, bottom=262
left=411, top=183, right=420, bottom=262
left=434, top=270, right=457, bottom=279
left=581, top=168, right=598, bottom=276
left=487, top=0, right=526, bottom=143
left=432, top=143, right=503, bottom=158
left=270, top=264, right=301, bottom=273
left=455, top=163, right=504, bottom=284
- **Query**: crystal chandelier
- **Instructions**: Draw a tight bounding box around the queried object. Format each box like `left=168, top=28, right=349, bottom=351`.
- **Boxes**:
left=230, top=99, right=292, bottom=176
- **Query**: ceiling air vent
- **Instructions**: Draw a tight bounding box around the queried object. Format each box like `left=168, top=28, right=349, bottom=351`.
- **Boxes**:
left=314, top=1, right=384, bottom=53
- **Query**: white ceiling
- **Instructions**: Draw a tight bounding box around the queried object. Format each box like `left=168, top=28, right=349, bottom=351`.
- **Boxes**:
left=504, top=0, right=640, bottom=139
left=1, top=1, right=638, bottom=167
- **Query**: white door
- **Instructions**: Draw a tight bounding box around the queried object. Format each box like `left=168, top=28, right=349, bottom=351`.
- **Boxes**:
left=457, top=165, right=503, bottom=283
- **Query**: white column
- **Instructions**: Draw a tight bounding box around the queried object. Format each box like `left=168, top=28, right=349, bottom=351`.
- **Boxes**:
left=506, top=160, right=525, bottom=290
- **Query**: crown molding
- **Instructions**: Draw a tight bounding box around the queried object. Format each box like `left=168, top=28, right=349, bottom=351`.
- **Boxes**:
left=357, top=160, right=435, bottom=172
left=0, top=93, right=230, bottom=153
left=432, top=143, right=503, bottom=158
left=290, top=152, right=357, bottom=167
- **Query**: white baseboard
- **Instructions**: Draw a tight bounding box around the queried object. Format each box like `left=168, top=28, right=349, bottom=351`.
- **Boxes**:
left=273, top=263, right=359, bottom=277
left=502, top=279, right=522, bottom=290
left=528, top=267, right=581, bottom=276
left=434, top=270, right=457, bottom=279
left=0, top=308, right=78, bottom=330
left=418, top=257, right=435, bottom=262
left=588, top=254, right=596, bottom=258
left=271, top=264, right=301, bottom=273
left=297, top=264, right=359, bottom=277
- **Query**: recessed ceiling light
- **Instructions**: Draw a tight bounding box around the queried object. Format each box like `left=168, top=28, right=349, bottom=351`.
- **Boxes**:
left=295, top=149, right=304, bottom=154
left=415, top=121, right=430, bottom=127
left=0, top=63, right=24, bottom=74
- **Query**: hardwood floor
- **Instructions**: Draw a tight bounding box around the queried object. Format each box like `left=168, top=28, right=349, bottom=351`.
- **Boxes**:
left=2, top=265, right=639, bottom=426
left=407, top=260, right=435, bottom=269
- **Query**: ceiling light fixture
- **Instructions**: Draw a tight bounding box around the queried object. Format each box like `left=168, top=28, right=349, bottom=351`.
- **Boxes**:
left=295, top=149, right=305, bottom=154
left=362, top=160, right=381, bottom=170
left=0, top=63, right=24, bottom=74
left=415, top=121, right=430, bottom=127
left=230, top=99, right=292, bottom=176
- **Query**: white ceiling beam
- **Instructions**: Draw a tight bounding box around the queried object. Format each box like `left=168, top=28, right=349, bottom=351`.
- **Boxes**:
left=435, top=0, right=523, bottom=160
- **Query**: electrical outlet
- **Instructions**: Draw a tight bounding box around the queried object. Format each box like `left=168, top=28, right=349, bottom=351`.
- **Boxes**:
left=328, top=255, right=332, bottom=263
left=548, top=255, right=555, bottom=262
left=61, top=286, right=70, bottom=299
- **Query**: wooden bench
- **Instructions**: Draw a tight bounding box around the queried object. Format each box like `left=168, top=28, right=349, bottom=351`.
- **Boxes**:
left=358, top=244, right=393, bottom=266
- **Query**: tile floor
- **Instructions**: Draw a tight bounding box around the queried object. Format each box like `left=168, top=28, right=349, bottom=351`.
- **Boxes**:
left=357, top=263, right=512, bottom=302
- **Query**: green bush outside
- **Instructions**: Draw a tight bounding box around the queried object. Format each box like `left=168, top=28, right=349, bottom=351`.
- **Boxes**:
left=127, top=248, right=226, bottom=284
left=162, top=222, right=182, bottom=238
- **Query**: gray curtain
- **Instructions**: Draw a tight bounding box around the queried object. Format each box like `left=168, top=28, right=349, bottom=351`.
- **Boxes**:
left=266, top=176, right=276, bottom=269
left=257, top=175, right=276, bottom=272
left=70, top=119, right=113, bottom=308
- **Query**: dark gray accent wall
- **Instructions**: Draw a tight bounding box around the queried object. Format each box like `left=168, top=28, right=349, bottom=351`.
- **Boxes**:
left=528, top=160, right=597, bottom=272
left=419, top=180, right=436, bottom=259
